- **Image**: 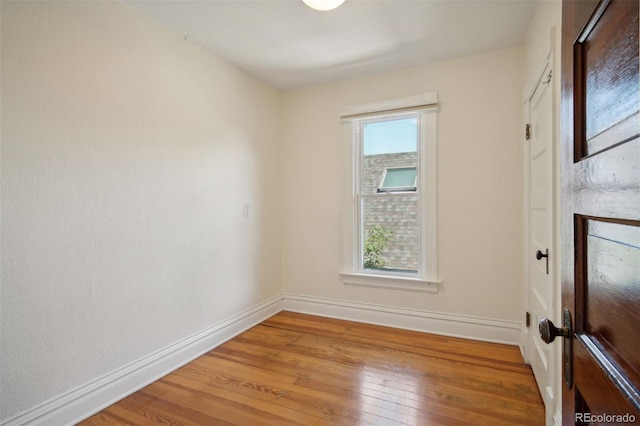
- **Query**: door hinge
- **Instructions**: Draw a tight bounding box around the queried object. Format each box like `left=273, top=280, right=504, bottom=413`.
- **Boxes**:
left=525, top=123, right=531, bottom=141
left=525, top=311, right=531, bottom=327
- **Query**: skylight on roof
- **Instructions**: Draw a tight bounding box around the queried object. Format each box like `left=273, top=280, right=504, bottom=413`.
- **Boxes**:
left=377, top=167, right=417, bottom=192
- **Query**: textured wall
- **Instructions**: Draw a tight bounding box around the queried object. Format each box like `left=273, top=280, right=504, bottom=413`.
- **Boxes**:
left=0, top=1, right=281, bottom=421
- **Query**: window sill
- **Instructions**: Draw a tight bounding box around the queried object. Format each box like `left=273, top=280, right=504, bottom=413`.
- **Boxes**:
left=339, top=272, right=440, bottom=293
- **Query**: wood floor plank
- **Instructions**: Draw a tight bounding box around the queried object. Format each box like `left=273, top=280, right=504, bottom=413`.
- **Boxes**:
left=263, top=314, right=532, bottom=374
left=218, top=328, right=539, bottom=418
left=266, top=312, right=524, bottom=364
left=102, top=400, right=185, bottom=426
left=80, top=412, right=133, bottom=426
left=169, top=364, right=353, bottom=424
left=225, top=328, right=540, bottom=401
left=211, top=345, right=541, bottom=425
left=80, top=312, right=544, bottom=425
left=123, top=391, right=227, bottom=426
left=187, top=352, right=425, bottom=425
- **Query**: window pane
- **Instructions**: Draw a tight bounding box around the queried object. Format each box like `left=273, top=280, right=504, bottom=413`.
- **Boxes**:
left=380, top=167, right=416, bottom=191
left=363, top=117, right=417, bottom=155
left=362, top=116, right=418, bottom=195
left=362, top=195, right=419, bottom=272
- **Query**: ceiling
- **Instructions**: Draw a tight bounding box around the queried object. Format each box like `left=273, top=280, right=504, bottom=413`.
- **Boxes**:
left=125, top=0, right=539, bottom=89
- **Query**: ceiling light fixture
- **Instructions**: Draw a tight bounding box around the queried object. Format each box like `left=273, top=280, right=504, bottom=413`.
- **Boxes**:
left=302, top=0, right=346, bottom=11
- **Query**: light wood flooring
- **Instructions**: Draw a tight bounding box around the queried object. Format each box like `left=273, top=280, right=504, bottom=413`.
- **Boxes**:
left=80, top=311, right=544, bottom=425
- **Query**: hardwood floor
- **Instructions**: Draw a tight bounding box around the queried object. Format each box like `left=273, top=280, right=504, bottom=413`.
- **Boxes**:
left=80, top=312, right=545, bottom=425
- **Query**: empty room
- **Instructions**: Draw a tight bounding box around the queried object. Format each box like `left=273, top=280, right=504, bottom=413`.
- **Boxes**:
left=2, top=0, right=638, bottom=425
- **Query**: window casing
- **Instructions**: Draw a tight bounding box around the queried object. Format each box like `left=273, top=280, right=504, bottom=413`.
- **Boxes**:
left=340, top=93, right=439, bottom=292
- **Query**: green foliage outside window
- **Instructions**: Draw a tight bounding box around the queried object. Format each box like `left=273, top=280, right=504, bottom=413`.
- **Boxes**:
left=363, top=225, right=394, bottom=269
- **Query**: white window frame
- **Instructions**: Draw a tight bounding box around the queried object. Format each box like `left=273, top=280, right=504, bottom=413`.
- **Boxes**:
left=340, top=92, right=440, bottom=293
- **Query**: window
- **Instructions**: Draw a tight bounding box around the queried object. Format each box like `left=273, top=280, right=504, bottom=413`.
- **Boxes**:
left=378, top=167, right=417, bottom=193
left=340, top=93, right=439, bottom=292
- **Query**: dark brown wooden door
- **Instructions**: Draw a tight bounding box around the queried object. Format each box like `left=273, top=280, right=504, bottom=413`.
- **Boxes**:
left=560, top=0, right=640, bottom=424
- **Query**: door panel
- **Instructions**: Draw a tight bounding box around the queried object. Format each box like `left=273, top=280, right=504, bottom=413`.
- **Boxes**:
left=581, top=0, right=639, bottom=150
left=585, top=219, right=640, bottom=380
left=528, top=61, right=555, bottom=412
left=577, top=217, right=640, bottom=408
left=573, top=139, right=640, bottom=220
left=561, top=0, right=640, bottom=423
left=574, top=341, right=639, bottom=416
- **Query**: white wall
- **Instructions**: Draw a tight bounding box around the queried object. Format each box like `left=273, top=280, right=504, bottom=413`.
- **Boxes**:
left=280, top=48, right=525, bottom=322
left=0, top=1, right=281, bottom=422
left=525, top=1, right=562, bottom=92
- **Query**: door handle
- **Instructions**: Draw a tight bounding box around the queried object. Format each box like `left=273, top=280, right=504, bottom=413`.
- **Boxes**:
left=538, top=308, right=573, bottom=388
left=538, top=317, right=569, bottom=343
left=535, top=249, right=549, bottom=274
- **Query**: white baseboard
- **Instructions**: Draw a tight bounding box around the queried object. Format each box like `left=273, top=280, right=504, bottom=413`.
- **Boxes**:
left=282, top=293, right=521, bottom=345
left=2, top=295, right=283, bottom=426
left=4, top=292, right=522, bottom=426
